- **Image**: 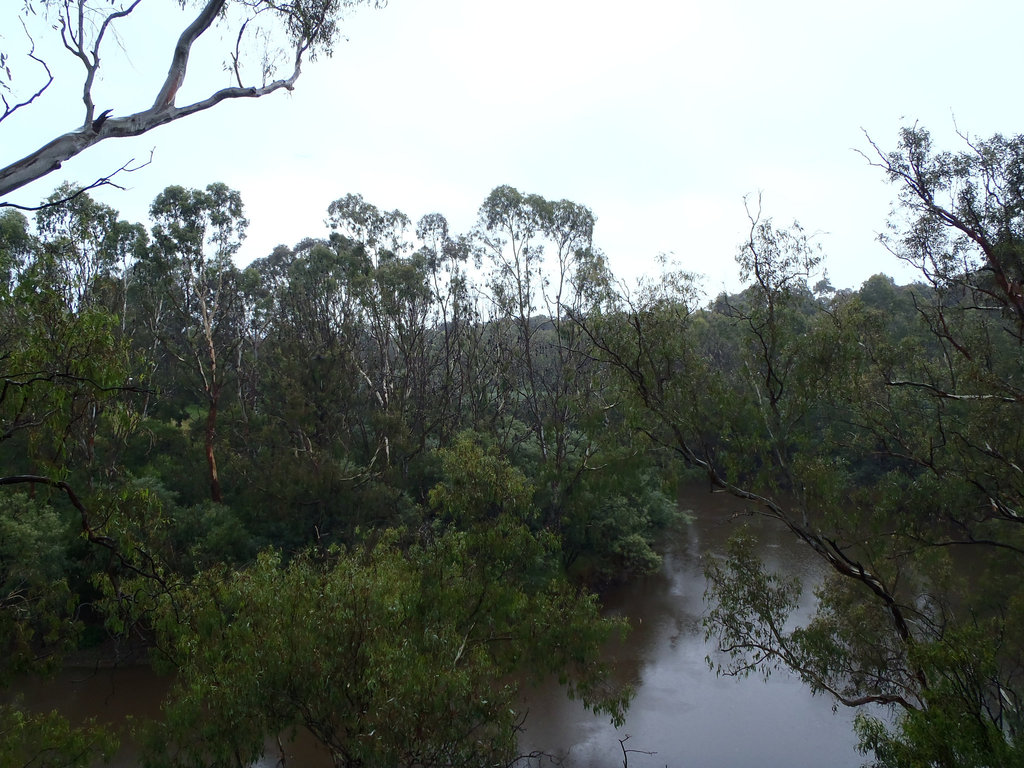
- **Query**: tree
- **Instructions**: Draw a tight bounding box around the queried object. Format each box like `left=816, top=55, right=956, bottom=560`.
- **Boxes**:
left=475, top=186, right=606, bottom=467
left=0, top=704, right=117, bottom=768
left=0, top=233, right=136, bottom=478
left=0, top=197, right=152, bottom=768
left=700, top=130, right=1024, bottom=766
left=146, top=183, right=248, bottom=503
left=571, top=139, right=1024, bottom=764
left=865, top=126, right=1024, bottom=328
left=0, top=209, right=33, bottom=290
left=0, top=0, right=383, bottom=204
left=325, top=194, right=421, bottom=470
left=413, top=211, right=476, bottom=446
left=142, top=525, right=627, bottom=768
left=31, top=182, right=149, bottom=316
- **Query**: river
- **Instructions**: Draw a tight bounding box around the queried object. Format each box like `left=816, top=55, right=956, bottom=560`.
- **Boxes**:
left=12, top=487, right=870, bottom=767
left=515, top=486, right=868, bottom=767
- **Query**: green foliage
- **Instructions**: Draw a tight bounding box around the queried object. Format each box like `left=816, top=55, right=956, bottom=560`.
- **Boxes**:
left=167, top=500, right=256, bottom=571
left=34, top=183, right=124, bottom=312
left=428, top=431, right=535, bottom=525
left=703, top=532, right=802, bottom=681
left=0, top=703, right=117, bottom=768
left=568, top=128, right=1024, bottom=766
left=558, top=468, right=679, bottom=583
left=144, top=527, right=627, bottom=768
left=0, top=494, right=75, bottom=683
left=0, top=292, right=133, bottom=475
left=0, top=209, right=32, bottom=291
left=700, top=130, right=1024, bottom=766
left=0, top=493, right=119, bottom=768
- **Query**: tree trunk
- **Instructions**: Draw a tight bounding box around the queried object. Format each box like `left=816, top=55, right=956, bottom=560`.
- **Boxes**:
left=205, top=397, right=222, bottom=503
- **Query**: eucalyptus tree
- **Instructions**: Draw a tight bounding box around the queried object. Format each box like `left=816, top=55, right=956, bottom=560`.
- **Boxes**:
left=0, top=199, right=144, bottom=483
left=831, top=127, right=1024, bottom=764
left=579, top=210, right=946, bottom=719
left=0, top=0, right=385, bottom=204
left=866, top=127, right=1024, bottom=328
left=324, top=194, right=433, bottom=469
left=413, top=212, right=478, bottom=445
left=0, top=197, right=144, bottom=768
left=532, top=196, right=610, bottom=475
left=474, top=186, right=634, bottom=547
left=245, top=237, right=371, bottom=468
left=146, top=183, right=248, bottom=503
left=321, top=195, right=481, bottom=476
left=475, top=186, right=606, bottom=465
left=32, top=183, right=120, bottom=310
left=327, top=192, right=411, bottom=261
left=229, top=233, right=417, bottom=543
left=474, top=186, right=549, bottom=452
left=31, top=183, right=148, bottom=323
left=231, top=256, right=277, bottom=430
left=20, top=189, right=151, bottom=477
left=0, top=210, right=33, bottom=292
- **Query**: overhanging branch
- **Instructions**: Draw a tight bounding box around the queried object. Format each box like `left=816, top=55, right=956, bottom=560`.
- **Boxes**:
left=0, top=151, right=152, bottom=211
left=0, top=63, right=303, bottom=199
left=0, top=474, right=171, bottom=592
left=0, top=0, right=315, bottom=201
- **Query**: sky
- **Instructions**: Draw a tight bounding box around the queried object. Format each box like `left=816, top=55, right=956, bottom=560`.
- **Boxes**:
left=2, top=0, right=1023, bottom=295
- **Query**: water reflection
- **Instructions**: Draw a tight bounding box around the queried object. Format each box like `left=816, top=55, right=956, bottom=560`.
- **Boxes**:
left=516, top=487, right=866, bottom=768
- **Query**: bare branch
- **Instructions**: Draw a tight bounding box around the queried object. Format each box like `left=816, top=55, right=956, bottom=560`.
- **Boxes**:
left=153, top=0, right=227, bottom=110
left=617, top=735, right=656, bottom=768
left=80, top=0, right=146, bottom=125
left=0, top=55, right=304, bottom=199
left=0, top=19, right=53, bottom=126
left=0, top=150, right=152, bottom=211
left=885, top=378, right=1021, bottom=404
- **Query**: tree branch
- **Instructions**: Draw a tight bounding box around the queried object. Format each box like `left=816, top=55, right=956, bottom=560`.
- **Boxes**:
left=885, top=378, right=1020, bottom=403
left=153, top=0, right=227, bottom=110
left=0, top=151, right=152, bottom=211
left=0, top=0, right=321, bottom=200
left=0, top=61, right=303, bottom=199
left=0, top=474, right=172, bottom=593
left=0, top=19, right=53, bottom=126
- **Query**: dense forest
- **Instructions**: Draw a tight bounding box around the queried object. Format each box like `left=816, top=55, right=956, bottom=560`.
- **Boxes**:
left=2, top=124, right=1024, bottom=768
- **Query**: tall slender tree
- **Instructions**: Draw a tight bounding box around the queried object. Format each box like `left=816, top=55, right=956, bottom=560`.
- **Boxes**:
left=147, top=183, right=247, bottom=503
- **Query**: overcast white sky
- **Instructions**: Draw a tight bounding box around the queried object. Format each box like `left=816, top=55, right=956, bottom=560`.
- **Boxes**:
left=3, top=0, right=1023, bottom=295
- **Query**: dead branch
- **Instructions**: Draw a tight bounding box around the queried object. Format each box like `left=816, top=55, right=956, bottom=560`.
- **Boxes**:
left=0, top=150, right=152, bottom=211
left=0, top=19, right=53, bottom=125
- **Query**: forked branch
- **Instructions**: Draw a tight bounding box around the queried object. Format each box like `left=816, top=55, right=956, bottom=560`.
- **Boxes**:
left=0, top=0, right=370, bottom=202
left=0, top=20, right=53, bottom=126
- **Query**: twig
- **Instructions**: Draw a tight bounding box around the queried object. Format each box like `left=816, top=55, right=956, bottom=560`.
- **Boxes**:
left=0, top=19, right=54, bottom=125
left=0, top=151, right=153, bottom=211
left=619, top=735, right=656, bottom=768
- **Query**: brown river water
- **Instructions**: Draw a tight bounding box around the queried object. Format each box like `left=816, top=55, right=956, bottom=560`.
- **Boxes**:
left=515, top=486, right=869, bottom=768
left=13, top=487, right=870, bottom=767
